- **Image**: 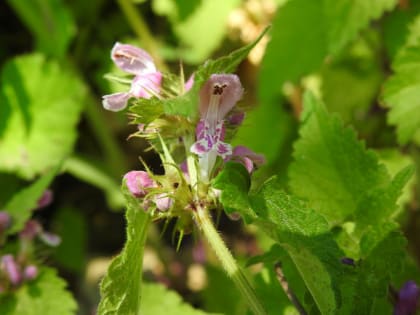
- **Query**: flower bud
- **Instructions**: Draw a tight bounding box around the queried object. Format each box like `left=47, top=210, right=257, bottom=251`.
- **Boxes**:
left=124, top=171, right=156, bottom=198
left=154, top=194, right=173, bottom=211
left=394, top=280, right=420, bottom=315
left=19, top=220, right=42, bottom=241
left=1, top=255, right=21, bottom=286
left=36, top=189, right=53, bottom=210
left=23, top=265, right=38, bottom=281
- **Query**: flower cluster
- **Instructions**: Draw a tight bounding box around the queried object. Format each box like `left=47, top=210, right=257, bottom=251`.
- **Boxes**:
left=0, top=190, right=60, bottom=292
left=102, top=43, right=265, bottom=232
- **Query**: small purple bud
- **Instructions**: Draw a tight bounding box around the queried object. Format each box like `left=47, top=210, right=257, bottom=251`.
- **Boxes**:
left=394, top=280, right=420, bottom=315
left=154, top=194, right=173, bottom=211
left=39, top=231, right=61, bottom=247
left=124, top=171, right=156, bottom=198
left=23, top=265, right=38, bottom=281
left=340, top=257, right=356, bottom=267
left=0, top=211, right=12, bottom=232
left=1, top=255, right=21, bottom=286
left=228, top=112, right=245, bottom=126
left=19, top=220, right=42, bottom=240
left=36, top=189, right=53, bottom=210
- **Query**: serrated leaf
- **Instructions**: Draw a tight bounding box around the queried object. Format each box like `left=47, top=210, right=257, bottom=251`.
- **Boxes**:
left=260, top=0, right=396, bottom=102
left=288, top=92, right=391, bottom=225
left=382, top=14, right=420, bottom=144
left=7, top=0, right=76, bottom=58
left=0, top=54, right=86, bottom=179
left=250, top=178, right=345, bottom=315
left=140, top=282, right=217, bottom=315
left=212, top=162, right=254, bottom=222
left=98, top=189, right=152, bottom=315
left=4, top=164, right=60, bottom=234
left=339, top=228, right=406, bottom=314
left=162, top=27, right=269, bottom=118
left=0, top=267, right=77, bottom=315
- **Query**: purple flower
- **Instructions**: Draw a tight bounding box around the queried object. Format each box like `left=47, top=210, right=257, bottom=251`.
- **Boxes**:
left=394, top=281, right=419, bottom=315
left=19, top=220, right=42, bottom=241
left=36, top=189, right=53, bottom=210
left=124, top=171, right=156, bottom=198
left=102, top=43, right=162, bottom=112
left=228, top=146, right=266, bottom=173
left=191, top=74, right=243, bottom=180
left=1, top=255, right=21, bottom=286
left=23, top=265, right=38, bottom=281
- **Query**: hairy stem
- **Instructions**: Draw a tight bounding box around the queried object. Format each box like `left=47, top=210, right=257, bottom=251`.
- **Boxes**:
left=195, top=205, right=267, bottom=315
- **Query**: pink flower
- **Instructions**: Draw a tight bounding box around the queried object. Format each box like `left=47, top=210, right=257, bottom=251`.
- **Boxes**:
left=190, top=74, right=243, bottom=180
left=228, top=146, right=266, bottom=173
left=124, top=171, right=156, bottom=198
left=1, top=255, right=21, bottom=286
left=102, top=43, right=162, bottom=112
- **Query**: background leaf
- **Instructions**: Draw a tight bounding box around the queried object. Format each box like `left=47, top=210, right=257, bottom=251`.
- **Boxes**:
left=382, top=14, right=420, bottom=144
left=0, top=54, right=86, bottom=179
left=140, top=282, right=217, bottom=315
left=0, top=267, right=77, bottom=315
left=7, top=0, right=76, bottom=58
left=4, top=164, right=60, bottom=234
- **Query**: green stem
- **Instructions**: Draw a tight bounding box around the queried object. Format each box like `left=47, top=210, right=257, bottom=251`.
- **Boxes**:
left=195, top=205, right=267, bottom=315
left=84, top=93, right=127, bottom=178
left=117, top=0, right=167, bottom=71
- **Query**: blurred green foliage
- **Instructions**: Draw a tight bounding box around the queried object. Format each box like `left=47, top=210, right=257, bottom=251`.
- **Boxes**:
left=1, top=0, right=420, bottom=314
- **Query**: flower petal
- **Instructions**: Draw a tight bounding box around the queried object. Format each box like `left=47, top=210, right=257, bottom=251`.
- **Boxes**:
left=130, top=72, right=162, bottom=98
left=199, top=74, right=243, bottom=121
left=190, top=138, right=212, bottom=155
left=233, top=145, right=266, bottom=166
left=102, top=92, right=131, bottom=112
left=124, top=171, right=156, bottom=198
left=184, top=74, right=194, bottom=92
left=216, top=141, right=232, bottom=158
left=111, top=42, right=156, bottom=75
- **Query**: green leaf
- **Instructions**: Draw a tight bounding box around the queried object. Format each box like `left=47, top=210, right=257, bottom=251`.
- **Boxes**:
left=260, top=0, right=396, bottom=102
left=250, top=178, right=345, bottom=315
left=153, top=0, right=241, bottom=63
left=98, top=189, right=152, bottom=315
left=162, top=27, right=269, bottom=118
left=288, top=92, right=391, bottom=225
left=339, top=228, right=406, bottom=314
left=212, top=162, right=254, bottom=222
left=382, top=14, right=420, bottom=144
left=0, top=54, right=86, bottom=179
left=0, top=267, right=77, bottom=315
left=7, top=0, right=76, bottom=58
left=4, top=164, right=60, bottom=234
left=140, top=282, right=216, bottom=315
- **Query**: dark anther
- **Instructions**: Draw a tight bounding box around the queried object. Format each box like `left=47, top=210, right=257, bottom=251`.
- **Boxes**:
left=213, top=84, right=227, bottom=95
left=173, top=182, right=179, bottom=188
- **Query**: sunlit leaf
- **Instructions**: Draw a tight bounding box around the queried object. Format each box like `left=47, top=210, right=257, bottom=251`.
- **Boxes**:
left=0, top=54, right=86, bottom=179
left=0, top=268, right=77, bottom=315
